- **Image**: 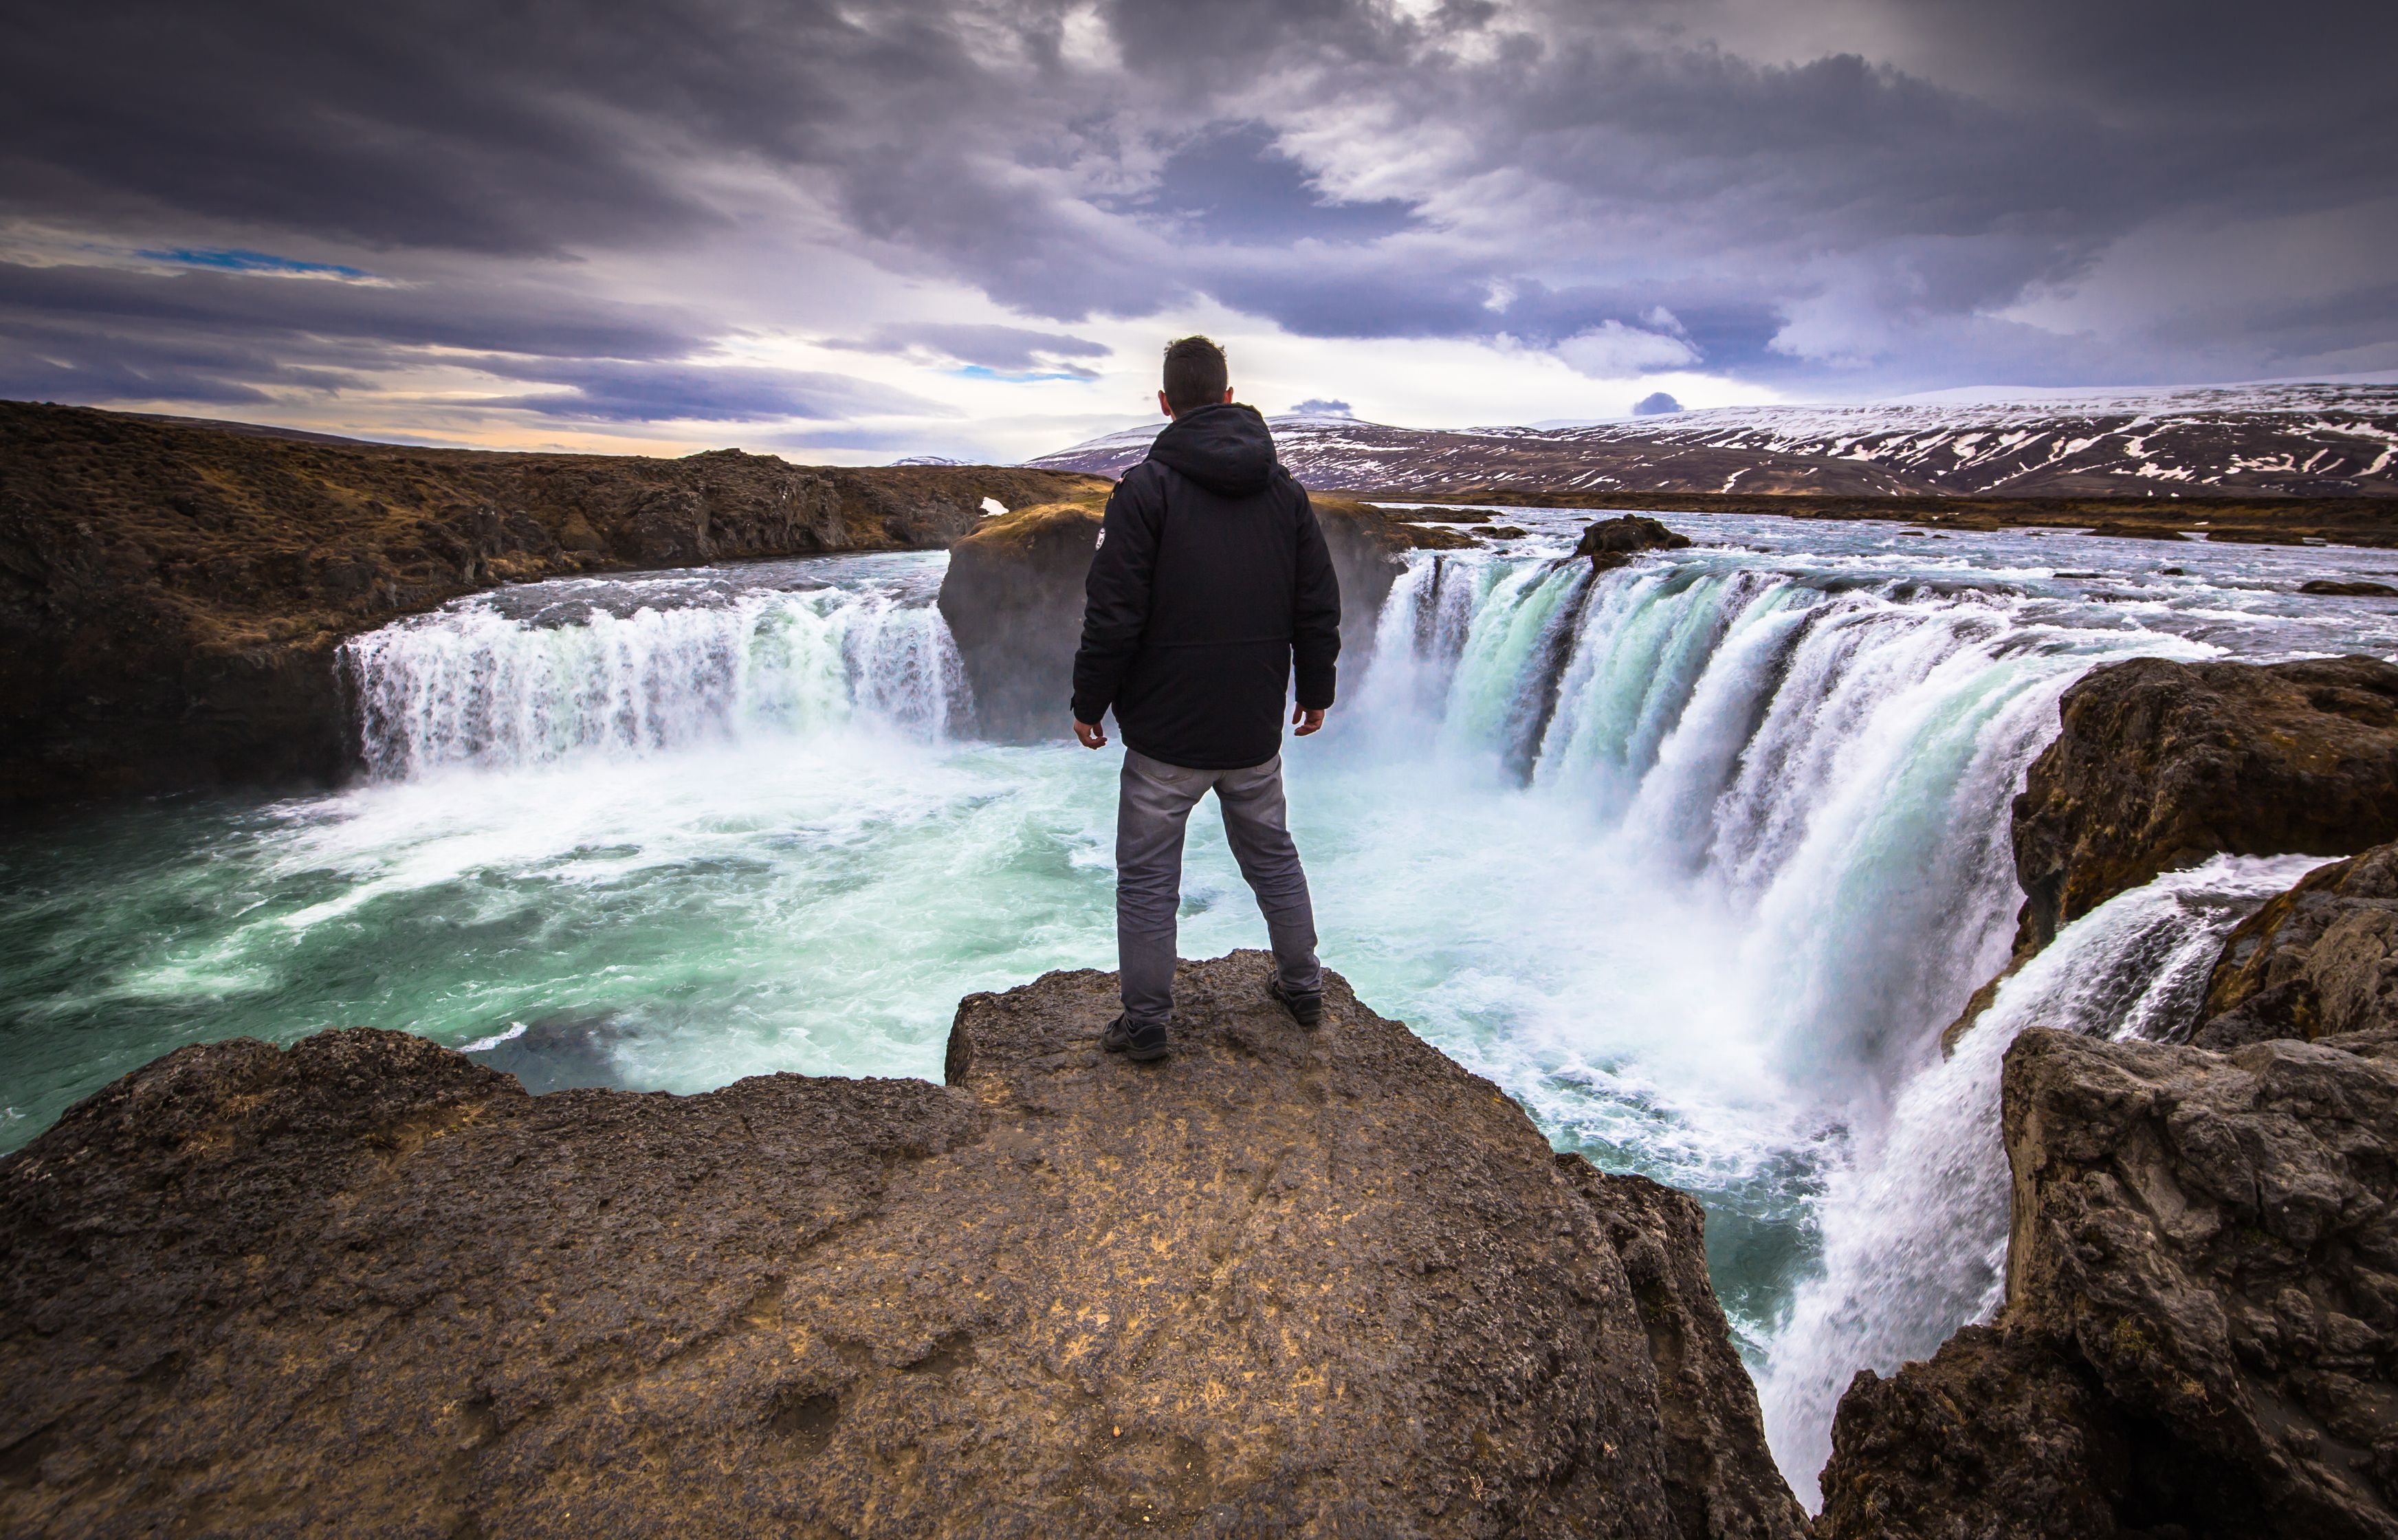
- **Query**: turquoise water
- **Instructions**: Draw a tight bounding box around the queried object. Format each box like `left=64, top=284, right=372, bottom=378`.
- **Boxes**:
left=4, top=510, right=2393, bottom=1484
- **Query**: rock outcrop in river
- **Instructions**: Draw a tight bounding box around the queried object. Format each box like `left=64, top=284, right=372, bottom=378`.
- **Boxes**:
left=1818, top=1026, right=2398, bottom=1540
left=0, top=402, right=1106, bottom=804
left=936, top=493, right=1436, bottom=741
left=1574, top=515, right=1693, bottom=571
left=935, top=498, right=1108, bottom=740
left=0, top=952, right=1805, bottom=1539
left=2010, top=655, right=2398, bottom=953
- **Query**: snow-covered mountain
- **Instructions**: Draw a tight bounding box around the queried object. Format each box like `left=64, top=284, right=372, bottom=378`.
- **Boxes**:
left=1027, top=382, right=2398, bottom=498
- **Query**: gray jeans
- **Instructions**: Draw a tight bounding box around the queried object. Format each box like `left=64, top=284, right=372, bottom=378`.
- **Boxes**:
left=1116, top=748, right=1323, bottom=1026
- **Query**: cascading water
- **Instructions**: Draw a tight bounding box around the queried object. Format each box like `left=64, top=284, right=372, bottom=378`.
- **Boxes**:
left=1363, top=549, right=2209, bottom=1091
left=1339, top=534, right=2383, bottom=1495
left=344, top=560, right=966, bottom=777
left=6, top=512, right=2394, bottom=1504
left=1755, top=852, right=2333, bottom=1502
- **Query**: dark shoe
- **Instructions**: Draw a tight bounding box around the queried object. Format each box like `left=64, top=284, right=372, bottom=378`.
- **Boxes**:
left=1100, top=1015, right=1171, bottom=1063
left=1268, top=977, right=1323, bottom=1028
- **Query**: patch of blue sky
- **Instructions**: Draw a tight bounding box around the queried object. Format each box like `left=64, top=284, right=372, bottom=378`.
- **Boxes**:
left=135, top=247, right=378, bottom=281
left=949, top=364, right=1092, bottom=383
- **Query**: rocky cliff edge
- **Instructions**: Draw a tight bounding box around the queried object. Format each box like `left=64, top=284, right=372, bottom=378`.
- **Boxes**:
left=0, top=952, right=1803, bottom=1540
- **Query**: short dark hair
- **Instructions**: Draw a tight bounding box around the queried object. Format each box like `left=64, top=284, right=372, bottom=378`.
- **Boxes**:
left=1161, top=335, right=1229, bottom=415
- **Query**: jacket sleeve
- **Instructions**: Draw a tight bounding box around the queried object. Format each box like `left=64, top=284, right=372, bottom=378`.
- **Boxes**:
left=1070, top=472, right=1163, bottom=723
left=1290, top=485, right=1343, bottom=710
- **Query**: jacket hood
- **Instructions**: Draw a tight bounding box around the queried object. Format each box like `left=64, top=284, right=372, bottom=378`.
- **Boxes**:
left=1147, top=403, right=1278, bottom=496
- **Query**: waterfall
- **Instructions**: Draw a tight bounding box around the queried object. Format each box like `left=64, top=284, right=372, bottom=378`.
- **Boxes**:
left=345, top=584, right=966, bottom=778
left=1352, top=544, right=2264, bottom=1495
left=334, top=538, right=2291, bottom=1502
left=1361, top=551, right=2213, bottom=1084
left=1754, top=852, right=2332, bottom=1504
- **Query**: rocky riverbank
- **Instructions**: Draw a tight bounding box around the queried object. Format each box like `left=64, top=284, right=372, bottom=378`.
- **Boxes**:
left=0, top=403, right=1106, bottom=804
left=0, top=952, right=1805, bottom=1539
left=1818, top=1025, right=2398, bottom=1539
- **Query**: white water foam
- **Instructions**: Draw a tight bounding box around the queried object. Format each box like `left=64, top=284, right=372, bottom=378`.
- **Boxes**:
left=345, top=584, right=964, bottom=778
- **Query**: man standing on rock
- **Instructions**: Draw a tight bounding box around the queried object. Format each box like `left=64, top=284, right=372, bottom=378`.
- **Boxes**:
left=1070, top=336, right=1341, bottom=1062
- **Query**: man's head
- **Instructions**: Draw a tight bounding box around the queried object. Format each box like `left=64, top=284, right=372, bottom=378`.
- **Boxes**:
left=1159, top=335, right=1233, bottom=419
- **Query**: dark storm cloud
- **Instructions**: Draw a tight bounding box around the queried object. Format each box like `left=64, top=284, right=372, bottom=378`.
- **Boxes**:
left=3, top=0, right=2394, bottom=417
left=0, top=261, right=698, bottom=363
left=468, top=358, right=951, bottom=424
left=0, top=261, right=932, bottom=425
left=1120, top=122, right=1418, bottom=245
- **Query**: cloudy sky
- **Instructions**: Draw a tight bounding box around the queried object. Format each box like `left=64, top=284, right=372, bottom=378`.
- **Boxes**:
left=4, top=0, right=2393, bottom=461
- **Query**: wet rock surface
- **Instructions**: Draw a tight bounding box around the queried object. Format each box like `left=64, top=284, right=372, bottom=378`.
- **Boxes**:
left=2193, top=842, right=2398, bottom=1050
left=934, top=490, right=1440, bottom=742
left=0, top=952, right=1800, bottom=1539
left=2010, top=655, right=2398, bottom=952
left=1573, top=516, right=1693, bottom=571
left=0, top=402, right=1103, bottom=804
left=1818, top=1026, right=2398, bottom=1540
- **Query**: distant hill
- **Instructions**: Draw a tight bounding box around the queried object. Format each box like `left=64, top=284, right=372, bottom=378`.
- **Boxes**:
left=1030, top=382, right=2398, bottom=499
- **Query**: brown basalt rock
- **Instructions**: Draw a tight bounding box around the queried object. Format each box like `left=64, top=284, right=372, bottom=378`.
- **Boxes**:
left=2191, top=843, right=2398, bottom=1049
left=935, top=498, right=1108, bottom=738
left=1821, top=1026, right=2398, bottom=1539
left=0, top=402, right=1106, bottom=804
left=1559, top=1163, right=1810, bottom=1540
left=1574, top=516, right=1693, bottom=572
left=1815, top=1324, right=2133, bottom=1539
left=2010, top=655, right=2398, bottom=953
left=0, top=952, right=1799, bottom=1539
left=2001, top=1027, right=2398, bottom=1539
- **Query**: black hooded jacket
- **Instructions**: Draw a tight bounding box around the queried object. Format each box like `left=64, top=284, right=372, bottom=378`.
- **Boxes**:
left=1070, top=404, right=1342, bottom=769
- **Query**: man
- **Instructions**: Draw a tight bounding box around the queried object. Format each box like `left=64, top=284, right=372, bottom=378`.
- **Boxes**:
left=1070, top=336, right=1341, bottom=1063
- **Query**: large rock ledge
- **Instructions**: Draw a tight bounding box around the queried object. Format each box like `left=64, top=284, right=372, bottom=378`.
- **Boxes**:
left=0, top=402, right=1108, bottom=804
left=2010, top=654, right=2398, bottom=954
left=2194, top=841, right=2398, bottom=1050
left=0, top=952, right=1803, bottom=1539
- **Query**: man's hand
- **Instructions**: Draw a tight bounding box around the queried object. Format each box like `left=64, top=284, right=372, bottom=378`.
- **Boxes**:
left=1074, top=718, right=1108, bottom=749
left=1292, top=705, right=1327, bottom=737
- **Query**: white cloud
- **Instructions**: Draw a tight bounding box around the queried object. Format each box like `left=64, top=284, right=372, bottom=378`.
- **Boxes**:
left=1556, top=320, right=1702, bottom=378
